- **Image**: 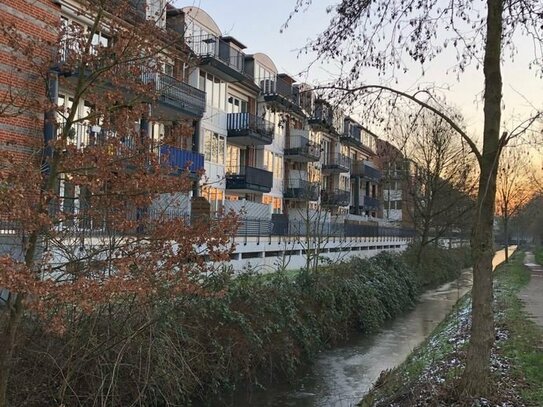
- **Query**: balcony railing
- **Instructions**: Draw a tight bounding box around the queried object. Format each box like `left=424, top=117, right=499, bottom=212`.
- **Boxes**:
left=351, top=161, right=382, bottom=181
left=57, top=121, right=134, bottom=150
left=142, top=72, right=206, bottom=117
left=284, top=135, right=321, bottom=162
left=321, top=188, right=351, bottom=207
left=226, top=166, right=273, bottom=193
left=159, top=145, right=204, bottom=174
left=259, top=75, right=294, bottom=98
left=341, top=124, right=363, bottom=148
left=284, top=179, right=320, bottom=201
left=322, top=153, right=351, bottom=173
left=362, top=195, right=381, bottom=211
left=309, top=101, right=335, bottom=130
left=187, top=34, right=246, bottom=76
left=226, top=112, right=274, bottom=145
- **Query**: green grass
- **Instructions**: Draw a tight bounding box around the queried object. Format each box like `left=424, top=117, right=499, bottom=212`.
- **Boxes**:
left=534, top=246, right=543, bottom=267
left=360, top=250, right=543, bottom=406
left=358, top=294, right=472, bottom=406
left=496, top=251, right=543, bottom=405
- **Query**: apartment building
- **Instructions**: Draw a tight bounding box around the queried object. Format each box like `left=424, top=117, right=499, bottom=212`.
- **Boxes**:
left=179, top=6, right=383, bottom=224
left=0, top=0, right=416, bottom=271
left=375, top=139, right=415, bottom=227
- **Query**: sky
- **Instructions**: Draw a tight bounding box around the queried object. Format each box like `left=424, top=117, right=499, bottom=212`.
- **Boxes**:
left=173, top=0, right=542, bottom=150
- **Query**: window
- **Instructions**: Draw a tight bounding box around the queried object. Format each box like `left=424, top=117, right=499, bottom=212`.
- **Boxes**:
left=227, top=95, right=248, bottom=113
left=202, top=187, right=224, bottom=213
left=199, top=72, right=225, bottom=109
left=263, top=195, right=282, bottom=214
left=226, top=145, right=240, bottom=173
left=91, top=31, right=110, bottom=50
left=203, top=130, right=225, bottom=164
left=164, top=63, right=174, bottom=77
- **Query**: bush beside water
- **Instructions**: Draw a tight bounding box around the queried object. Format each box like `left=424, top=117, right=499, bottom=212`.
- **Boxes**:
left=9, top=246, right=468, bottom=406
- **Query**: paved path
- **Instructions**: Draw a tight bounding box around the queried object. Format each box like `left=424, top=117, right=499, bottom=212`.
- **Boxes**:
left=519, top=252, right=543, bottom=327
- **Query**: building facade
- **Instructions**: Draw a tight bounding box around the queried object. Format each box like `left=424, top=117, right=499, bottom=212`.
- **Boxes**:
left=0, top=1, right=415, bottom=271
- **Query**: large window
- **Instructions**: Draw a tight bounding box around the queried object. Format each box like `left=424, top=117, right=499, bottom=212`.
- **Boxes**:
left=202, top=187, right=224, bottom=213
left=263, top=150, right=283, bottom=179
left=226, top=145, right=240, bottom=173
left=198, top=71, right=226, bottom=110
left=227, top=95, right=248, bottom=113
left=203, top=130, right=225, bottom=164
left=263, top=195, right=282, bottom=214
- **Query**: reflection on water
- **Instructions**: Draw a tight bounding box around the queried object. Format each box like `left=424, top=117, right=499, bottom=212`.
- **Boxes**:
left=211, top=247, right=515, bottom=407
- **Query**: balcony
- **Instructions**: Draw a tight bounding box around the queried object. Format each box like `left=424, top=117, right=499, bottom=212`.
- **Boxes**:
left=284, top=179, right=320, bottom=201
left=341, top=124, right=364, bottom=149
left=321, top=188, right=351, bottom=207
left=226, top=166, right=273, bottom=194
left=322, top=153, right=351, bottom=174
left=187, top=34, right=247, bottom=82
left=363, top=195, right=381, bottom=211
left=58, top=122, right=134, bottom=150
left=309, top=100, right=335, bottom=131
left=350, top=161, right=382, bottom=182
left=142, top=73, right=206, bottom=118
left=226, top=113, right=274, bottom=146
left=351, top=195, right=381, bottom=213
left=159, top=145, right=204, bottom=176
left=259, top=74, right=304, bottom=115
left=284, top=132, right=321, bottom=162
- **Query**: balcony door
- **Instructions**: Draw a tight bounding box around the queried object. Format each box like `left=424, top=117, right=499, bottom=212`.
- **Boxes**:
left=227, top=95, right=248, bottom=114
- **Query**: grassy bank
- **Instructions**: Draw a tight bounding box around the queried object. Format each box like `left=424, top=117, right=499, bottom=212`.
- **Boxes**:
left=8, top=246, right=468, bottom=406
left=360, top=250, right=543, bottom=406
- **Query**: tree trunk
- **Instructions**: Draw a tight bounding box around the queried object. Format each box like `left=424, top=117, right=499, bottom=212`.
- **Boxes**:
left=504, top=213, right=509, bottom=263
left=0, top=294, right=24, bottom=407
left=460, top=0, right=503, bottom=396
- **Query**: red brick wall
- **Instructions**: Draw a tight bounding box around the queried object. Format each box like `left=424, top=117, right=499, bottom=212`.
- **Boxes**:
left=0, top=0, right=60, bottom=159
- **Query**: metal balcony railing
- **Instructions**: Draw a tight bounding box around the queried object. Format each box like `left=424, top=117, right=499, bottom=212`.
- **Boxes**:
left=284, top=179, right=320, bottom=201
left=159, top=145, right=204, bottom=174
left=284, top=135, right=321, bottom=161
left=141, top=72, right=206, bottom=117
left=187, top=34, right=245, bottom=73
left=363, top=195, right=381, bottom=211
left=351, top=161, right=382, bottom=181
left=321, top=188, right=351, bottom=206
left=341, top=123, right=363, bottom=147
left=57, top=121, right=135, bottom=150
left=226, top=113, right=275, bottom=139
left=322, top=153, right=351, bottom=172
left=309, top=101, right=334, bottom=128
left=259, top=75, right=295, bottom=99
left=226, top=166, right=273, bottom=192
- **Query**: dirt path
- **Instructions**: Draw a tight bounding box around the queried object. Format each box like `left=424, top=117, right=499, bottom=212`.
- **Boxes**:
left=519, top=252, right=543, bottom=327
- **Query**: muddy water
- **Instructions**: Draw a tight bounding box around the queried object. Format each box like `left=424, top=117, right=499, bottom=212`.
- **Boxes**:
left=212, top=247, right=515, bottom=407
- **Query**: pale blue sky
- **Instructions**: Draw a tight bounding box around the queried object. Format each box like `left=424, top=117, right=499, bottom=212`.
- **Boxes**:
left=175, top=0, right=542, bottom=143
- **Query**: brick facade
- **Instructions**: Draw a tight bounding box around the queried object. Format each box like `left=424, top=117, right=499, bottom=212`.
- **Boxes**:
left=0, top=0, right=60, bottom=159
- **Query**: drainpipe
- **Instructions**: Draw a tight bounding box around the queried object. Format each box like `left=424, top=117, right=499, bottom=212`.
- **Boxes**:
left=192, top=118, right=201, bottom=197
left=43, top=70, right=59, bottom=173
left=354, top=176, right=360, bottom=215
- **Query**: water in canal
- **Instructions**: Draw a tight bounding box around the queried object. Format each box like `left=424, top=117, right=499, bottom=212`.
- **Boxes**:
left=213, top=247, right=515, bottom=407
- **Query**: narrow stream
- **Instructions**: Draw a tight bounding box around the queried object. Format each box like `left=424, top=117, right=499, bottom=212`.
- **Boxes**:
left=212, top=247, right=515, bottom=407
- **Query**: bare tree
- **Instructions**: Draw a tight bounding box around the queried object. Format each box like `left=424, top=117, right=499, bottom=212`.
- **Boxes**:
left=496, top=147, right=534, bottom=261
left=0, top=2, right=237, bottom=405
left=385, top=111, right=476, bottom=264
left=287, top=0, right=543, bottom=396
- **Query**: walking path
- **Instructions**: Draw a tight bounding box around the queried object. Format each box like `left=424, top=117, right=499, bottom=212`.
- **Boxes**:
left=520, top=252, right=543, bottom=327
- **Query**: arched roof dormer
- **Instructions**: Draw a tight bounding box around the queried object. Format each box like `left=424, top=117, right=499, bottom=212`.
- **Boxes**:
left=181, top=6, right=222, bottom=37
left=253, top=53, right=278, bottom=75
